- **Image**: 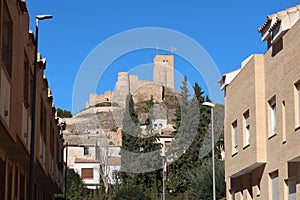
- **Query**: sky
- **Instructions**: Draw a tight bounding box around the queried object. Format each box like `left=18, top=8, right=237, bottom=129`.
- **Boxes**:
left=27, top=0, right=300, bottom=114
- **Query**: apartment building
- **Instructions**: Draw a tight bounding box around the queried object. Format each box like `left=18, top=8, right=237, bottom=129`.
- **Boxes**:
left=220, top=4, right=300, bottom=200
left=0, top=0, right=64, bottom=199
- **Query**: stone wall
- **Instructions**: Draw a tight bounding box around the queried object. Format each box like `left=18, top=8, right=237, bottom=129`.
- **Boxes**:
left=86, top=54, right=175, bottom=109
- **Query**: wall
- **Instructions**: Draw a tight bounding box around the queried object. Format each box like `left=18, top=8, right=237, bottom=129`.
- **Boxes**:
left=224, top=16, right=300, bottom=200
left=0, top=0, right=64, bottom=199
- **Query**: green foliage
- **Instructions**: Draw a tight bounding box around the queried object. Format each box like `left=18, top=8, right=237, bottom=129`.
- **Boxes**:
left=112, top=186, right=151, bottom=200
left=67, top=168, right=90, bottom=199
left=55, top=168, right=90, bottom=199
left=119, top=94, right=162, bottom=197
left=188, top=159, right=226, bottom=199
left=56, top=107, right=72, bottom=118
left=116, top=78, right=225, bottom=198
left=168, top=77, right=210, bottom=192
left=167, top=77, right=226, bottom=197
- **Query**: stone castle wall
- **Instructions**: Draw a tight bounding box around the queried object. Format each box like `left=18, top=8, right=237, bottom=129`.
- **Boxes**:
left=86, top=90, right=113, bottom=108
left=86, top=55, right=175, bottom=108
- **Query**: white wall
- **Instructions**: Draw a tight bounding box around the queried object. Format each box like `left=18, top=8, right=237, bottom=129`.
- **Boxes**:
left=71, top=162, right=100, bottom=190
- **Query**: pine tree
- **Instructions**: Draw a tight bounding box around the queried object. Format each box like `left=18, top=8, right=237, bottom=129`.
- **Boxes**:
left=119, top=94, right=163, bottom=196
left=167, top=78, right=212, bottom=193
left=119, top=94, right=141, bottom=185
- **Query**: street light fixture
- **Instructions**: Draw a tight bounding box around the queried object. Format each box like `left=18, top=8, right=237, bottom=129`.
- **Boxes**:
left=36, top=15, right=53, bottom=20
left=202, top=101, right=216, bottom=200
left=28, top=14, right=53, bottom=200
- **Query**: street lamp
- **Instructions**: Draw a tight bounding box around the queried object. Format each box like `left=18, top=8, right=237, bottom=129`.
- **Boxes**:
left=202, top=102, right=216, bottom=200
left=64, top=142, right=68, bottom=200
left=29, top=14, right=53, bottom=200
left=161, top=149, right=166, bottom=200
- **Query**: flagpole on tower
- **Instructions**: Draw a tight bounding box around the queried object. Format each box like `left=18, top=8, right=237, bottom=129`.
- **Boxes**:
left=171, top=46, right=177, bottom=55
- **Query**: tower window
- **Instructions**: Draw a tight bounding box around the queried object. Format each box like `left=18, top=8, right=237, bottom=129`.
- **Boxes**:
left=162, top=86, right=165, bottom=101
left=84, top=147, right=89, bottom=155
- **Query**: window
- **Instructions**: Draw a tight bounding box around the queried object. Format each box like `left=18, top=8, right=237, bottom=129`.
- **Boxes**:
left=0, top=67, right=11, bottom=125
left=165, top=141, right=171, bottom=148
left=256, top=178, right=261, bottom=197
left=84, top=147, right=89, bottom=155
left=269, top=97, right=276, bottom=137
left=29, top=73, right=33, bottom=113
left=19, top=173, right=25, bottom=200
left=282, top=101, right=286, bottom=142
left=243, top=110, right=250, bottom=147
left=288, top=178, right=296, bottom=200
left=270, top=171, right=279, bottom=200
left=81, top=168, right=93, bottom=179
left=50, top=124, right=54, bottom=155
left=295, top=82, right=300, bottom=128
left=7, top=164, right=12, bottom=200
left=14, top=167, right=18, bottom=199
left=2, top=2, right=13, bottom=77
left=40, top=100, right=47, bottom=136
left=24, top=54, right=30, bottom=108
left=0, top=159, right=5, bottom=200
left=232, top=120, right=238, bottom=154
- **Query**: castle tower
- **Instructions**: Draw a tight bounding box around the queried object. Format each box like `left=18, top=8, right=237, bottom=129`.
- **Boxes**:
left=112, top=72, right=130, bottom=106
left=153, top=55, right=174, bottom=90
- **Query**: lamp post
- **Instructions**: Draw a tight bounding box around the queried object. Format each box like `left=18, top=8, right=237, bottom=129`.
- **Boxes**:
left=161, top=149, right=166, bottom=200
left=28, top=14, right=52, bottom=200
left=202, top=102, right=216, bottom=200
left=64, top=142, right=68, bottom=200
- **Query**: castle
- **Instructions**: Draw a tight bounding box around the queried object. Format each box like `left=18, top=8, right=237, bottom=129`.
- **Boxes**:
left=86, top=54, right=175, bottom=108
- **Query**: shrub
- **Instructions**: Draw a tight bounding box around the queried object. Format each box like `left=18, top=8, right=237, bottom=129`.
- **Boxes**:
left=112, top=186, right=151, bottom=200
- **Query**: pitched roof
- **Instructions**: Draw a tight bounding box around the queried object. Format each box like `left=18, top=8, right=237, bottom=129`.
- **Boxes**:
left=107, top=157, right=121, bottom=165
left=258, top=4, right=300, bottom=33
left=74, top=158, right=98, bottom=163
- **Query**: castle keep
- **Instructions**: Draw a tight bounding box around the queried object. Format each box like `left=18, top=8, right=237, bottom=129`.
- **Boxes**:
left=86, top=54, right=175, bottom=108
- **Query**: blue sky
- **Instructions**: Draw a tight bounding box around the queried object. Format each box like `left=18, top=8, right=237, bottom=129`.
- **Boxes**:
left=27, top=0, right=300, bottom=113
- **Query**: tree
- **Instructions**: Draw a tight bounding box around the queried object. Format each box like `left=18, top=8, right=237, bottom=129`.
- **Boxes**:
left=136, top=96, right=162, bottom=196
left=97, top=137, right=110, bottom=194
left=119, top=94, right=141, bottom=176
left=167, top=78, right=212, bottom=193
left=119, top=94, right=162, bottom=197
left=56, top=108, right=73, bottom=118
left=55, top=168, right=89, bottom=199
left=188, top=159, right=226, bottom=199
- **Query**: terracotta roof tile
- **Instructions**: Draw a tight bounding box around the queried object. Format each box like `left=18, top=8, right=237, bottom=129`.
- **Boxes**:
left=107, top=157, right=121, bottom=165
left=74, top=158, right=98, bottom=163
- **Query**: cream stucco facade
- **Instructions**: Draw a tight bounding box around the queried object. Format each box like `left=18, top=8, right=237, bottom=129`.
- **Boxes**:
left=221, top=4, right=300, bottom=200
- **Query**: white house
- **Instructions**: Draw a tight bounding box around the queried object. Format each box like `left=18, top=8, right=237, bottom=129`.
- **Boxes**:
left=73, top=158, right=101, bottom=190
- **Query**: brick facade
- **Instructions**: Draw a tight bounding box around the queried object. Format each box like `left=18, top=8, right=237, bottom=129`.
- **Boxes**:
left=0, top=0, right=64, bottom=199
left=221, top=5, right=300, bottom=200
